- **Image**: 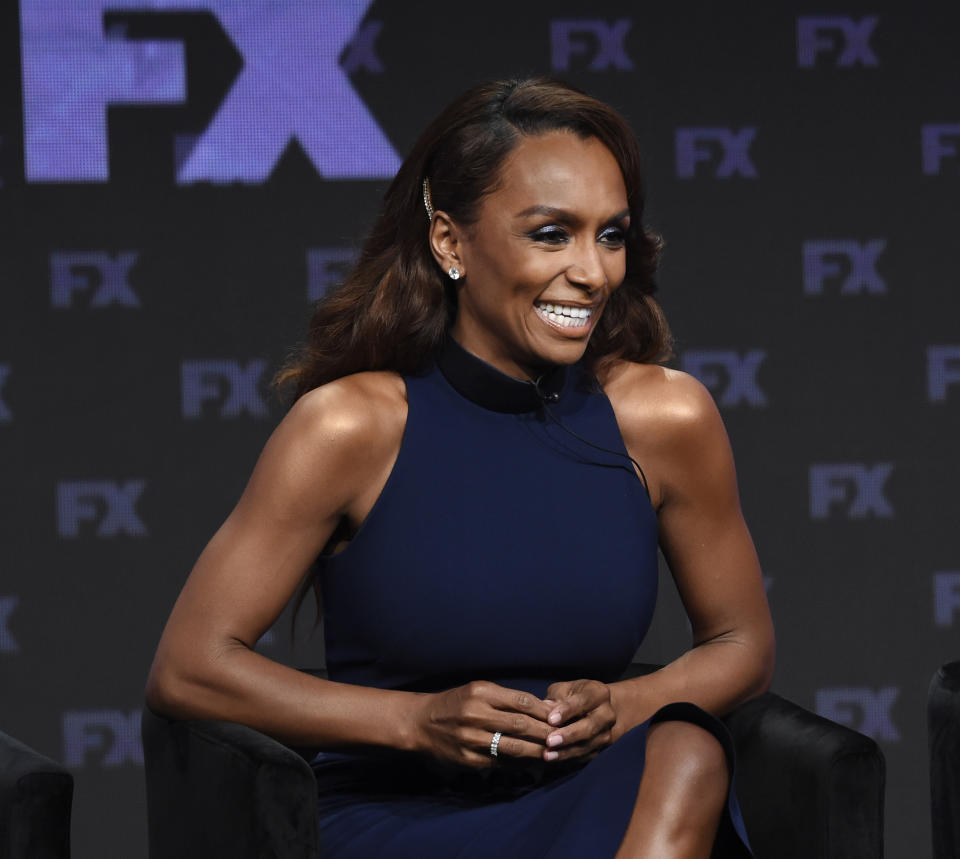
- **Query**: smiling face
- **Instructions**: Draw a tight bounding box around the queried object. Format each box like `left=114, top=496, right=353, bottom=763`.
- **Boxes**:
left=429, top=130, right=630, bottom=380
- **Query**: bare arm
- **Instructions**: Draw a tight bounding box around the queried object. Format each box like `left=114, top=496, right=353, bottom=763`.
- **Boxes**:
left=144, top=372, right=424, bottom=751
left=604, top=365, right=775, bottom=736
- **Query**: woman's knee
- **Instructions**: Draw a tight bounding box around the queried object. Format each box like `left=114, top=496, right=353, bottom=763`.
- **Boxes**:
left=644, top=719, right=729, bottom=796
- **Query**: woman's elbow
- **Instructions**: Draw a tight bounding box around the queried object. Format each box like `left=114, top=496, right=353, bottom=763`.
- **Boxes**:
left=144, top=653, right=187, bottom=716
left=751, top=622, right=776, bottom=696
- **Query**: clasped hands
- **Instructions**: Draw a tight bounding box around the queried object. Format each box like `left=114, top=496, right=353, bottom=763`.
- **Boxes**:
left=415, top=678, right=619, bottom=769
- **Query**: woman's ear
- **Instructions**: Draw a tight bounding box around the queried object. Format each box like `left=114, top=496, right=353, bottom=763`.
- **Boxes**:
left=428, top=211, right=466, bottom=279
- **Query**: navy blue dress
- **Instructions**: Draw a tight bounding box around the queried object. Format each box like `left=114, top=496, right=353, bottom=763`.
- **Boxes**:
left=310, top=335, right=752, bottom=857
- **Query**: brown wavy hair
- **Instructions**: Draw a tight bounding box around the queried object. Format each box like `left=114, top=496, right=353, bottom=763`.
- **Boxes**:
left=274, top=76, right=671, bottom=403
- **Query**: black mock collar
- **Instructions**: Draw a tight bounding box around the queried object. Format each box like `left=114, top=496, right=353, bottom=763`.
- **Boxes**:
left=436, top=334, right=568, bottom=414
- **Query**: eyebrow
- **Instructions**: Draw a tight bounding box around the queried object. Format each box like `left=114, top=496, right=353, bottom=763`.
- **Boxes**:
left=514, top=205, right=631, bottom=225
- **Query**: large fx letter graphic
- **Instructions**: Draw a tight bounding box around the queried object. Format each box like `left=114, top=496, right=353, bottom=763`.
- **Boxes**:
left=21, top=0, right=399, bottom=182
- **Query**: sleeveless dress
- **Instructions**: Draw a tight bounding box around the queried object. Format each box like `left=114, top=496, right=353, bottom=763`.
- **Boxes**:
left=309, top=335, right=753, bottom=857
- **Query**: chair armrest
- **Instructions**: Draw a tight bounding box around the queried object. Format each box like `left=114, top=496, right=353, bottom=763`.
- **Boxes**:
left=0, top=731, right=73, bottom=859
left=929, top=660, right=960, bottom=859
left=141, top=707, right=321, bottom=859
left=724, top=691, right=885, bottom=859
left=617, top=663, right=885, bottom=859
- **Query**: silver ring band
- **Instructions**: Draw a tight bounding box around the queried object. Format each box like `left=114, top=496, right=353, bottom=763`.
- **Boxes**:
left=489, top=731, right=502, bottom=757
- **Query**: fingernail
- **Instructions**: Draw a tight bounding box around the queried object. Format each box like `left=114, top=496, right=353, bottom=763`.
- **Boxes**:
left=547, top=734, right=562, bottom=747
left=544, top=751, right=559, bottom=761
left=549, top=712, right=561, bottom=725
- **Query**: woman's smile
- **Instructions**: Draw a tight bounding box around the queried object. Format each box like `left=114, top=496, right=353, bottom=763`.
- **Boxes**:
left=532, top=299, right=598, bottom=335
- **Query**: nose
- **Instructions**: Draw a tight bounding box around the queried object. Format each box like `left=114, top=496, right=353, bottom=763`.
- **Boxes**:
left=566, top=239, right=607, bottom=292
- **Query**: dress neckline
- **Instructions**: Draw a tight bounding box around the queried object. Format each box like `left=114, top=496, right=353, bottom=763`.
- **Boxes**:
left=436, top=334, right=568, bottom=414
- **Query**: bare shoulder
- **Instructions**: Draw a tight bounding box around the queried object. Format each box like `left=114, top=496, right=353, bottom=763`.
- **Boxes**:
left=248, top=370, right=407, bottom=512
left=287, top=370, right=408, bottom=447
left=600, top=359, right=721, bottom=449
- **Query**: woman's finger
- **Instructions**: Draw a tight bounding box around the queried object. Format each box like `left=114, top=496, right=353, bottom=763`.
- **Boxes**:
left=546, top=684, right=606, bottom=727
left=543, top=726, right=614, bottom=762
left=460, top=726, right=548, bottom=762
left=545, top=706, right=615, bottom=749
left=474, top=681, right=553, bottom=724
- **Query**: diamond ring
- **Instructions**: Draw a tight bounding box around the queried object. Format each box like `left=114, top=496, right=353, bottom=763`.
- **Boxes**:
left=489, top=731, right=502, bottom=757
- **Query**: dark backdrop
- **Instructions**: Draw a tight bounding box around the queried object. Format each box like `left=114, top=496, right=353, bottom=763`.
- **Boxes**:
left=2, top=1, right=958, bottom=856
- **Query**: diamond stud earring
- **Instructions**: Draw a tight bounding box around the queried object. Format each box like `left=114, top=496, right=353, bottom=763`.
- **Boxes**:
left=448, top=268, right=461, bottom=281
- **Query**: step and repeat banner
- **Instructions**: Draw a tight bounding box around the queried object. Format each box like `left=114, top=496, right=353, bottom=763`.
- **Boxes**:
left=1, top=1, right=957, bottom=855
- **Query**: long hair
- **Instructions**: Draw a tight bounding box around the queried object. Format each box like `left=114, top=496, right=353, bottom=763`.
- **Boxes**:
left=274, top=76, right=670, bottom=401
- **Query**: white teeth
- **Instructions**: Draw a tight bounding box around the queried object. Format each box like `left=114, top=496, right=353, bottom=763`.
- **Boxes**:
left=540, top=306, right=587, bottom=328
left=537, top=302, right=592, bottom=320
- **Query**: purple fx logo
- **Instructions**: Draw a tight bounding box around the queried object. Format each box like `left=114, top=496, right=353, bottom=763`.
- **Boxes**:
left=922, top=124, right=960, bottom=175
left=56, top=480, right=148, bottom=538
left=816, top=687, right=899, bottom=741
left=50, top=251, right=140, bottom=308
left=681, top=350, right=766, bottom=407
left=927, top=346, right=960, bottom=402
left=797, top=16, right=879, bottom=68
left=63, top=710, right=143, bottom=767
left=181, top=359, right=269, bottom=419
left=802, top=240, right=886, bottom=295
left=675, top=128, right=757, bottom=179
left=809, top=464, right=893, bottom=519
left=550, top=19, right=632, bottom=71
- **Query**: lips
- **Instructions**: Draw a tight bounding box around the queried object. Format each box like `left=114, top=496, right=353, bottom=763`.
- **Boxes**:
left=533, top=301, right=594, bottom=332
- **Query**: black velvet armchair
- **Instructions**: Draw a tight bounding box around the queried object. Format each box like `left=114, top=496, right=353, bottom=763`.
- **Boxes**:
left=929, top=660, right=960, bottom=859
left=142, top=664, right=885, bottom=859
left=0, top=731, right=73, bottom=859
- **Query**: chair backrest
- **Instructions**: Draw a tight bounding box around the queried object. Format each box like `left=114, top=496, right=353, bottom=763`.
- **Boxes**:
left=929, top=660, right=960, bottom=859
left=0, top=730, right=73, bottom=859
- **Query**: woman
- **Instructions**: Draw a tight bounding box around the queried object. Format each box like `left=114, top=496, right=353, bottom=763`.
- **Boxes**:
left=146, top=77, right=774, bottom=857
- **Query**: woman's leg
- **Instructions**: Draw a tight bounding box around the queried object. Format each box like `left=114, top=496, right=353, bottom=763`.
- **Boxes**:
left=614, top=720, right=730, bottom=859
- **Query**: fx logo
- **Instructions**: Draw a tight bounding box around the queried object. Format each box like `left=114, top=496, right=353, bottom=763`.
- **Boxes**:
left=934, top=572, right=960, bottom=627
left=0, top=364, right=10, bottom=423
left=927, top=346, right=960, bottom=402
left=63, top=710, right=142, bottom=767
left=802, top=240, right=886, bottom=295
left=815, top=687, right=899, bottom=741
left=681, top=350, right=767, bottom=407
left=675, top=128, right=757, bottom=179
left=550, top=19, right=632, bottom=71
left=50, top=251, right=139, bottom=308
left=57, top=480, right=148, bottom=537
left=0, top=596, right=19, bottom=653
left=21, top=0, right=398, bottom=183
left=809, top=463, right=894, bottom=519
left=181, top=360, right=268, bottom=419
left=797, top=16, right=879, bottom=68
left=922, top=124, right=960, bottom=176
left=306, top=248, right=358, bottom=302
